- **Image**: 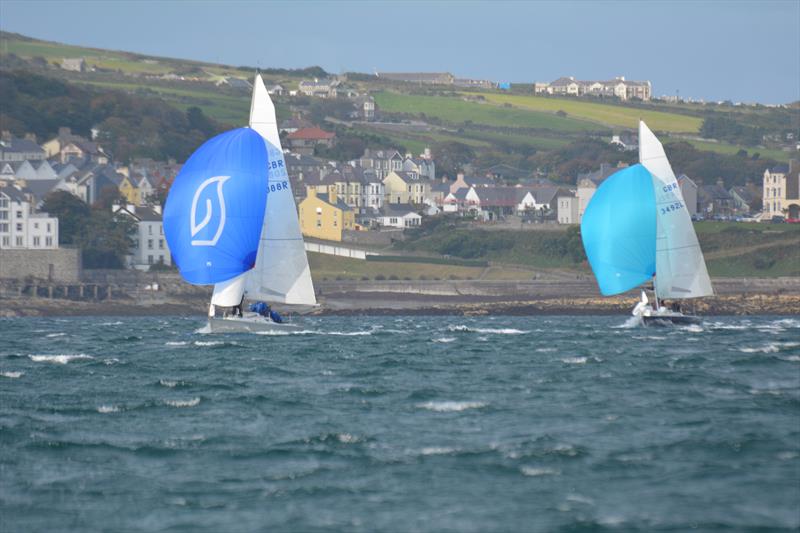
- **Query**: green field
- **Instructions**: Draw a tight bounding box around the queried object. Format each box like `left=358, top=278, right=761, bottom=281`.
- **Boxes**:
left=373, top=92, right=602, bottom=133
left=675, top=138, right=793, bottom=162
left=476, top=92, right=703, bottom=133
left=308, top=252, right=488, bottom=281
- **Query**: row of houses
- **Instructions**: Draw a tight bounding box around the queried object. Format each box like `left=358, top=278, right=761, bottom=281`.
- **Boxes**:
left=534, top=76, right=652, bottom=101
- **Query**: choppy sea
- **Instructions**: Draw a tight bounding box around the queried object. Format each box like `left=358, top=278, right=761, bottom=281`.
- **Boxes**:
left=1, top=315, right=799, bottom=532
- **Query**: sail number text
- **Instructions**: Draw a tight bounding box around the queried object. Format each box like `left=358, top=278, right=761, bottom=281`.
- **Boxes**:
left=660, top=201, right=684, bottom=215
left=269, top=181, right=289, bottom=193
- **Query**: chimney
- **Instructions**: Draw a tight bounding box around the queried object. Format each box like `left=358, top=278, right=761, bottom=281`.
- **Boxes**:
left=328, top=185, right=337, bottom=205
left=153, top=205, right=162, bottom=215
left=457, top=172, right=465, bottom=181
left=306, top=186, right=316, bottom=198
left=24, top=133, right=37, bottom=143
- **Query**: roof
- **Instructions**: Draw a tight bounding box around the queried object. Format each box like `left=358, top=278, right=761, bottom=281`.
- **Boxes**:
left=317, top=192, right=351, bottom=211
left=21, top=179, right=60, bottom=203
left=381, top=203, right=420, bottom=217
left=699, top=184, right=733, bottom=201
left=729, top=186, right=757, bottom=204
left=471, top=187, right=520, bottom=207
left=578, top=163, right=618, bottom=186
left=530, top=186, right=560, bottom=205
left=431, top=182, right=450, bottom=193
left=464, top=175, right=495, bottom=187
left=287, top=127, right=335, bottom=141
left=770, top=164, right=789, bottom=174
left=483, top=164, right=530, bottom=180
left=388, top=171, right=426, bottom=184
left=285, top=152, right=326, bottom=168
left=0, top=137, right=45, bottom=156
left=0, top=186, right=27, bottom=202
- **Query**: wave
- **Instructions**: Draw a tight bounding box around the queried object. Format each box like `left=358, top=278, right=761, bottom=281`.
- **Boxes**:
left=417, top=401, right=487, bottom=412
left=165, top=341, right=188, bottom=346
left=1, top=371, right=23, bottom=378
left=97, top=405, right=120, bottom=413
left=46, top=332, right=66, bottom=338
left=164, top=398, right=200, bottom=408
left=520, top=466, right=560, bottom=477
left=739, top=342, right=800, bottom=354
left=613, top=316, right=642, bottom=329
left=28, top=354, right=93, bottom=364
left=561, top=357, right=588, bottom=364
left=448, top=325, right=528, bottom=335
left=254, top=329, right=374, bottom=336
left=99, top=321, right=123, bottom=326
left=432, top=337, right=456, bottom=343
left=159, top=379, right=183, bottom=388
left=419, top=447, right=457, bottom=456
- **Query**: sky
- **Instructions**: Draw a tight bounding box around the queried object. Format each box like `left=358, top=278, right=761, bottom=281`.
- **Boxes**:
left=1, top=0, right=798, bottom=104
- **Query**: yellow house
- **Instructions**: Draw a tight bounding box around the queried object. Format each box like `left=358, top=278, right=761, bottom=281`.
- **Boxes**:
left=298, top=188, right=355, bottom=242
left=383, top=171, right=431, bottom=204
left=117, top=175, right=141, bottom=205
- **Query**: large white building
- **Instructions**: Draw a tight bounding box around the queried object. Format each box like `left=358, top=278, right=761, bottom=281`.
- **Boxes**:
left=0, top=186, right=59, bottom=250
left=113, top=204, right=171, bottom=269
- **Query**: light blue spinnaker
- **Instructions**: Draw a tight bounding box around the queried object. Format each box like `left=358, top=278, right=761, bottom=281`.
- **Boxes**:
left=164, top=127, right=269, bottom=285
left=580, top=164, right=657, bottom=296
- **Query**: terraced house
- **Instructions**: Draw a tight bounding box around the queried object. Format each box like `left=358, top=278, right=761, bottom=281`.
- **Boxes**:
left=762, top=160, right=800, bottom=220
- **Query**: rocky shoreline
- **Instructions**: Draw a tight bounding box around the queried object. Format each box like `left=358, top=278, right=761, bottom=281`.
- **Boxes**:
left=1, top=292, right=798, bottom=318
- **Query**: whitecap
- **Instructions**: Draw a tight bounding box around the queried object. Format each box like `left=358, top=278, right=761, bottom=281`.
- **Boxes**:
left=165, top=398, right=200, bottom=408
left=680, top=324, right=704, bottom=333
left=420, top=447, right=456, bottom=456
left=739, top=342, right=800, bottom=354
left=433, top=337, right=456, bottom=343
left=777, top=451, right=798, bottom=460
left=562, top=357, right=587, bottom=364
left=103, top=358, right=121, bottom=366
left=1, top=371, right=23, bottom=379
left=780, top=355, right=800, bottom=362
left=159, top=379, right=181, bottom=388
left=194, top=324, right=212, bottom=334
left=194, top=340, right=224, bottom=347
left=100, top=321, right=123, bottom=326
left=448, top=325, right=528, bottom=335
left=46, top=333, right=66, bottom=338
left=335, top=433, right=360, bottom=444
left=416, top=401, right=487, bottom=412
left=520, top=466, right=560, bottom=477
left=535, top=347, right=556, bottom=353
left=29, top=354, right=93, bottom=364
left=97, top=405, right=120, bottom=413
left=613, top=316, right=642, bottom=329
left=165, top=341, right=188, bottom=346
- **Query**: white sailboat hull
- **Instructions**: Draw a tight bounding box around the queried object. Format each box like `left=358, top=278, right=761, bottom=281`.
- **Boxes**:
left=208, top=313, right=302, bottom=333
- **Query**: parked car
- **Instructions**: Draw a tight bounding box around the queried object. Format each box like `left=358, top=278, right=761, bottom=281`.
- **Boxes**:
left=770, top=215, right=786, bottom=224
left=786, top=218, right=800, bottom=224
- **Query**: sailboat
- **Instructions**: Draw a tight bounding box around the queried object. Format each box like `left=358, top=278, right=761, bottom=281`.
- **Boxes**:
left=580, top=120, right=713, bottom=325
left=164, top=75, right=317, bottom=332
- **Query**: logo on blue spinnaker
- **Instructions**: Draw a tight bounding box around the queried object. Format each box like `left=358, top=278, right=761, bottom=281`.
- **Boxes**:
left=190, top=175, right=231, bottom=247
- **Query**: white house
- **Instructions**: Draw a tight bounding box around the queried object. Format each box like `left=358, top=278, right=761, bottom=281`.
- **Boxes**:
left=377, top=204, right=422, bottom=228
left=113, top=204, right=170, bottom=269
left=0, top=186, right=58, bottom=249
left=557, top=192, right=579, bottom=224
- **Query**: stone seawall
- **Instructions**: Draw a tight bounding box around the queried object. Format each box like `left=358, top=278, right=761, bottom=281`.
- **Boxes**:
left=0, top=248, right=82, bottom=282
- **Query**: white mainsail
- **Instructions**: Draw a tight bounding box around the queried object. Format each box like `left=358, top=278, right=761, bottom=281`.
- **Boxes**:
left=244, top=75, right=317, bottom=306
left=639, top=120, right=713, bottom=299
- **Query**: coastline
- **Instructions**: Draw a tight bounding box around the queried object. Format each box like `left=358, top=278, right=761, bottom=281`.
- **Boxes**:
left=2, top=292, right=798, bottom=318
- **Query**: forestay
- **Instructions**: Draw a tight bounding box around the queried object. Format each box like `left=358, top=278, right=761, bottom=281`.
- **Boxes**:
left=639, top=121, right=713, bottom=299
left=244, top=75, right=317, bottom=306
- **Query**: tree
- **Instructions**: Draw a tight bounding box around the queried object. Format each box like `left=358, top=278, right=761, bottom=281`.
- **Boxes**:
left=432, top=141, right=476, bottom=178
left=41, top=190, right=90, bottom=245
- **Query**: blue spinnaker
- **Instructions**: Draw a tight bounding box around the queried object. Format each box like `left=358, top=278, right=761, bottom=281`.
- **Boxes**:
left=164, top=127, right=269, bottom=285
left=580, top=164, right=657, bottom=296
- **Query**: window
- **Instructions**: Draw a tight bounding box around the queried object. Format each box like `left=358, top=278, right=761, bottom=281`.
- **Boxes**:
left=148, top=239, right=153, bottom=249
left=159, top=239, right=164, bottom=249
left=16, top=211, right=22, bottom=219
left=0, top=211, right=7, bottom=220
left=1, top=236, right=8, bottom=246
left=47, top=223, right=51, bottom=232
left=0, top=198, right=7, bottom=208
left=46, top=236, right=53, bottom=247
left=148, top=226, right=153, bottom=235
left=16, top=223, right=22, bottom=232
left=316, top=219, right=322, bottom=228
left=148, top=255, right=154, bottom=264
left=159, top=226, right=163, bottom=235
left=15, top=237, right=22, bottom=246
left=33, top=236, right=40, bottom=247
left=34, top=222, right=39, bottom=229
left=0, top=223, right=6, bottom=233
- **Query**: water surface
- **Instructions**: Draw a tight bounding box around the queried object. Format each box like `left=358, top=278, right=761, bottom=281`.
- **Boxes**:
left=1, top=315, right=798, bottom=531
